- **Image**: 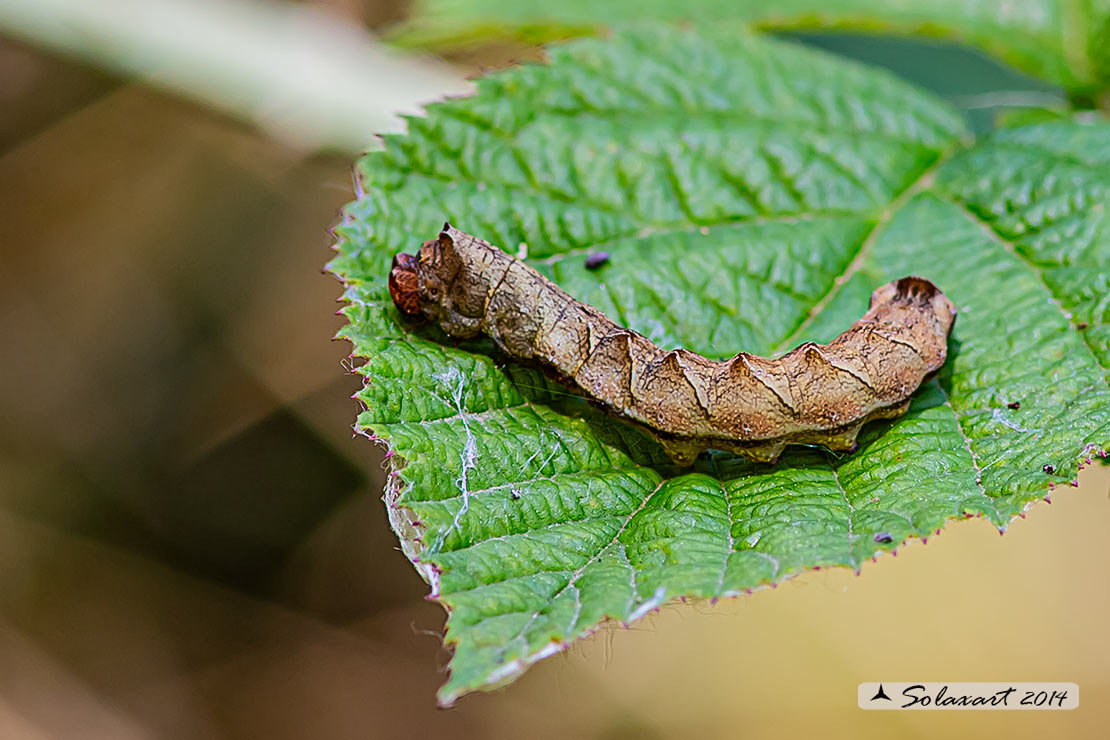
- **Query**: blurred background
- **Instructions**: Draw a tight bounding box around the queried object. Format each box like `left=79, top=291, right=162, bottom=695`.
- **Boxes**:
left=0, top=1, right=1107, bottom=737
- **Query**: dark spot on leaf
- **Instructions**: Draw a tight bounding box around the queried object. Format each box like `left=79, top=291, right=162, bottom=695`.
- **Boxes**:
left=873, top=532, right=893, bottom=544
left=584, top=251, right=610, bottom=269
left=1042, top=464, right=1056, bottom=474
left=1007, top=401, right=1021, bottom=409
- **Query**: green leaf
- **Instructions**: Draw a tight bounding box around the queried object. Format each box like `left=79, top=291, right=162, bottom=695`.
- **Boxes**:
left=389, top=0, right=1109, bottom=94
left=328, top=27, right=1110, bottom=704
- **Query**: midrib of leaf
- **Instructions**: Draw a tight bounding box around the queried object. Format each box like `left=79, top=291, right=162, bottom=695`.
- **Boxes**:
left=770, top=146, right=957, bottom=355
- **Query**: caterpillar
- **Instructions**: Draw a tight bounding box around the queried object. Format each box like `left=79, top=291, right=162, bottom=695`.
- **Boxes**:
left=389, top=224, right=957, bottom=466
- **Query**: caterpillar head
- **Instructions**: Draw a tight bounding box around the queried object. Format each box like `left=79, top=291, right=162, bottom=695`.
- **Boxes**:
left=389, top=251, right=422, bottom=317
left=389, top=224, right=463, bottom=320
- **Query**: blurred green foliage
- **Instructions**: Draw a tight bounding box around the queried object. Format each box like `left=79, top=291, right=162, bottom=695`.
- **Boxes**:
left=391, top=0, right=1110, bottom=96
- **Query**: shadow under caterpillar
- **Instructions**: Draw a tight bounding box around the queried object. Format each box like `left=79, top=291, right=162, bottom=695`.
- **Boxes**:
left=389, top=224, right=957, bottom=465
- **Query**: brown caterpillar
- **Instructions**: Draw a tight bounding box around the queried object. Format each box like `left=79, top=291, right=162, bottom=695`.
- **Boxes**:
left=389, top=224, right=957, bottom=465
